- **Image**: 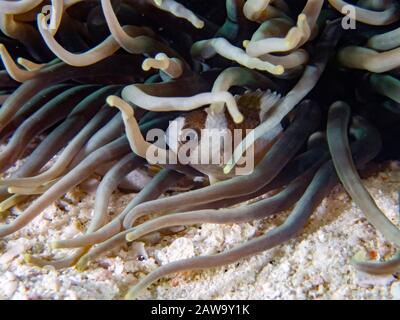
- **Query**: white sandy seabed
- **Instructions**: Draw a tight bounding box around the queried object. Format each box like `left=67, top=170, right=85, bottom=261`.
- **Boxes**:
left=0, top=164, right=399, bottom=300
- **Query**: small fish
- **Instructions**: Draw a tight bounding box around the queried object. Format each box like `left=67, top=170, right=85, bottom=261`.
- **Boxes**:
left=166, top=89, right=283, bottom=182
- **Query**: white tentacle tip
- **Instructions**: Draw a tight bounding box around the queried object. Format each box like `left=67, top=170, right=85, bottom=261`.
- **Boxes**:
left=234, top=113, right=244, bottom=124
left=195, top=20, right=205, bottom=29
left=274, top=65, right=285, bottom=75
left=223, top=164, right=234, bottom=175
left=125, top=232, right=135, bottom=242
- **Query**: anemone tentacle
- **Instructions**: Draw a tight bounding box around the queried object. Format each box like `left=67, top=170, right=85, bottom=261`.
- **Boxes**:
left=0, top=0, right=398, bottom=300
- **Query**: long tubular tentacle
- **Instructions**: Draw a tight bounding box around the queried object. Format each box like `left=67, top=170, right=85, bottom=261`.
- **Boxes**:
left=0, top=0, right=43, bottom=14
left=125, top=164, right=321, bottom=243
left=4, top=113, right=115, bottom=185
left=53, top=169, right=182, bottom=255
left=224, top=66, right=321, bottom=173
left=0, top=55, right=144, bottom=134
left=246, top=0, right=323, bottom=56
left=0, top=149, right=53, bottom=200
left=0, top=85, right=96, bottom=173
left=0, top=86, right=119, bottom=188
left=122, top=100, right=321, bottom=229
left=24, top=248, right=88, bottom=269
left=215, top=0, right=247, bottom=40
left=51, top=139, right=183, bottom=249
left=120, top=85, right=245, bottom=124
left=124, top=74, right=211, bottom=98
left=367, top=26, right=400, bottom=51
left=0, top=194, right=29, bottom=211
left=1, top=108, right=116, bottom=187
left=125, top=160, right=338, bottom=299
left=191, top=37, right=284, bottom=75
left=259, top=50, right=310, bottom=69
left=0, top=0, right=397, bottom=297
left=357, top=0, right=392, bottom=11
left=351, top=252, right=400, bottom=275
left=0, top=44, right=41, bottom=81
left=47, top=0, right=64, bottom=35
left=209, top=67, right=278, bottom=113
left=109, top=104, right=180, bottom=168
left=0, top=13, right=51, bottom=61
left=243, top=0, right=290, bottom=22
left=107, top=96, right=171, bottom=161
left=0, top=137, right=131, bottom=238
left=0, top=47, right=152, bottom=203
left=327, top=101, right=400, bottom=247
left=25, top=157, right=146, bottom=268
left=142, top=53, right=185, bottom=79
left=338, top=46, right=400, bottom=73
left=177, top=147, right=328, bottom=211
left=0, top=84, right=70, bottom=141
left=9, top=180, right=57, bottom=195
left=246, top=17, right=292, bottom=44
left=70, top=113, right=124, bottom=167
left=0, top=70, right=19, bottom=88
left=0, top=62, right=65, bottom=134
left=89, top=154, right=145, bottom=233
left=0, top=93, right=10, bottom=104
left=151, top=0, right=204, bottom=29
left=75, top=231, right=127, bottom=270
left=125, top=114, right=383, bottom=299
left=100, top=0, right=184, bottom=59
left=369, top=74, right=400, bottom=103
left=37, top=13, right=121, bottom=67
left=224, top=20, right=341, bottom=173
left=16, top=57, right=48, bottom=71
left=243, top=0, right=272, bottom=22
left=25, top=169, right=181, bottom=269
left=55, top=10, right=90, bottom=53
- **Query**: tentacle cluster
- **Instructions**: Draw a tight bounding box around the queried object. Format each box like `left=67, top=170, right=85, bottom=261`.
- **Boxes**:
left=0, top=0, right=399, bottom=299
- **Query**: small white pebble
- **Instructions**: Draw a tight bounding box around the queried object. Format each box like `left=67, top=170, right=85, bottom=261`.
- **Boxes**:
left=0, top=272, right=18, bottom=298
left=391, top=281, right=400, bottom=300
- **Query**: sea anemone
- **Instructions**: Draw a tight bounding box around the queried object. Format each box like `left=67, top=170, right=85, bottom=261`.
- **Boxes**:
left=0, top=0, right=399, bottom=299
